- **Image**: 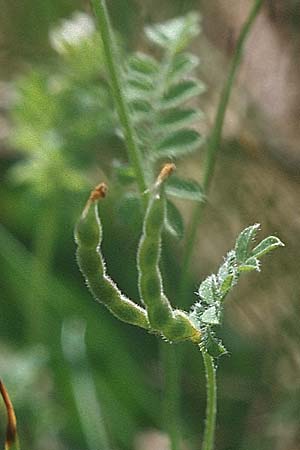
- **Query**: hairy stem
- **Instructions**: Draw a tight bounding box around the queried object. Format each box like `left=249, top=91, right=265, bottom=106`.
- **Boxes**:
left=201, top=351, right=217, bottom=450
left=161, top=344, right=182, bottom=450
left=90, top=0, right=147, bottom=195
left=180, top=0, right=264, bottom=301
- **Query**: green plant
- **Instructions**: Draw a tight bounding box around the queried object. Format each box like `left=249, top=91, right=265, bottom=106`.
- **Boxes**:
left=72, top=2, right=286, bottom=450
left=75, top=164, right=283, bottom=449
left=5, top=0, right=285, bottom=449
left=91, top=0, right=205, bottom=234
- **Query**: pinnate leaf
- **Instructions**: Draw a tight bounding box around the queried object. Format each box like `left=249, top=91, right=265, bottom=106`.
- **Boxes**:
left=145, top=12, right=201, bottom=53
left=165, top=176, right=204, bottom=201
left=168, top=53, right=200, bottom=83
left=162, top=79, right=205, bottom=109
left=154, top=129, right=203, bottom=158
left=129, top=102, right=153, bottom=124
left=127, top=53, right=159, bottom=77
left=159, top=108, right=202, bottom=131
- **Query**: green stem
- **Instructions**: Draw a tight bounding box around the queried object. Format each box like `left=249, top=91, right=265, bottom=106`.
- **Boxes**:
left=90, top=0, right=147, bottom=195
left=201, top=351, right=217, bottom=450
left=180, top=0, right=264, bottom=301
left=161, top=344, right=182, bottom=450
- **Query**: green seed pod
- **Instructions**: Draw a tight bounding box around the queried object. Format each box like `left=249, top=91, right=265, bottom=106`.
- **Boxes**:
left=137, top=164, right=201, bottom=343
left=75, top=183, right=150, bottom=330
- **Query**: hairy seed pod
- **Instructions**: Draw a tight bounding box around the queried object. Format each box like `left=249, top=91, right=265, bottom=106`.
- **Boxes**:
left=75, top=183, right=150, bottom=330
left=137, top=164, right=201, bottom=343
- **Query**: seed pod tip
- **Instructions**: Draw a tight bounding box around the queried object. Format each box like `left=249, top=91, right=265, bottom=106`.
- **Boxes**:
left=90, top=182, right=108, bottom=202
left=156, top=163, right=176, bottom=186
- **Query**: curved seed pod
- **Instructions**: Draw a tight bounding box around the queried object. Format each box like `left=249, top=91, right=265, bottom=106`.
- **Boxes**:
left=137, top=164, right=201, bottom=343
left=75, top=183, right=150, bottom=330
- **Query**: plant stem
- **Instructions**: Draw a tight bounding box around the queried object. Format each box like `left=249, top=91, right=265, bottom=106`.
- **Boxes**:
left=161, top=344, right=182, bottom=450
left=201, top=351, right=217, bottom=450
left=180, top=0, right=264, bottom=301
left=90, top=0, right=147, bottom=195
left=0, top=380, right=21, bottom=450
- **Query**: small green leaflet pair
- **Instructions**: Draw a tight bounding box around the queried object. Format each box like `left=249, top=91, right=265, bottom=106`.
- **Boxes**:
left=115, top=12, right=205, bottom=239
left=189, top=224, right=284, bottom=357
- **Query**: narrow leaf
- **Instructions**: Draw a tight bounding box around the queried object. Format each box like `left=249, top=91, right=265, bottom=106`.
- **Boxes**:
left=165, top=200, right=184, bottom=239
left=162, top=79, right=205, bottom=109
left=155, top=129, right=203, bottom=158
left=127, top=53, right=159, bottom=77
left=235, top=223, right=260, bottom=263
left=166, top=176, right=204, bottom=201
left=126, top=77, right=154, bottom=93
left=168, top=53, right=200, bottom=83
left=251, top=236, right=285, bottom=259
left=159, top=108, right=202, bottom=132
left=129, top=99, right=152, bottom=114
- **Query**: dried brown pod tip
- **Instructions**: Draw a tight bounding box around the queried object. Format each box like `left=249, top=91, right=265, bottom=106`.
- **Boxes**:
left=156, top=163, right=176, bottom=186
left=89, top=182, right=108, bottom=202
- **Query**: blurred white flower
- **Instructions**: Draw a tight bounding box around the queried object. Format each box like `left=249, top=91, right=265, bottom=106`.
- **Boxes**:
left=49, top=11, right=95, bottom=54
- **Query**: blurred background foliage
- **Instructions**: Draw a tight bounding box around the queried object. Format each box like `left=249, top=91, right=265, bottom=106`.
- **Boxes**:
left=1, top=1, right=300, bottom=449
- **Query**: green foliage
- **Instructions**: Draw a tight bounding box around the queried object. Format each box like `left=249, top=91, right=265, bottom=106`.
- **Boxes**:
left=9, top=12, right=115, bottom=197
left=4, top=3, right=286, bottom=450
left=116, top=12, right=205, bottom=238
left=190, top=224, right=284, bottom=358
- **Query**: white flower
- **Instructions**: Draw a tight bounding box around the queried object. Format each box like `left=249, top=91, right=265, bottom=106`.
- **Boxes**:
left=49, top=12, right=95, bottom=54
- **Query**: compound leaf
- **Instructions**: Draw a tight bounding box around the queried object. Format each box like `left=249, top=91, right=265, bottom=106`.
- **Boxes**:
left=154, top=129, right=203, bottom=158
left=168, top=53, right=200, bottom=83
left=158, top=108, right=202, bottom=132
left=127, top=52, right=159, bottom=78
left=162, top=79, right=205, bottom=109
left=166, top=176, right=204, bottom=201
